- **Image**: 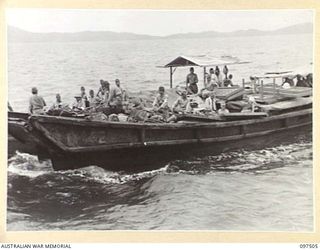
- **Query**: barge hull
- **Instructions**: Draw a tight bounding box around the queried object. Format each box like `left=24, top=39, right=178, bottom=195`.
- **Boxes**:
left=51, top=123, right=311, bottom=172
left=9, top=108, right=312, bottom=172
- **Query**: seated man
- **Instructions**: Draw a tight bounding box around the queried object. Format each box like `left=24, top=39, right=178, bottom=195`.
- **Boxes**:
left=153, top=86, right=168, bottom=111
left=204, top=91, right=218, bottom=112
left=29, top=87, right=46, bottom=115
left=306, top=73, right=313, bottom=87
left=241, top=96, right=257, bottom=113
left=47, top=94, right=72, bottom=116
left=50, top=93, right=68, bottom=109
left=128, top=98, right=151, bottom=122
left=206, top=80, right=219, bottom=92
left=223, top=74, right=234, bottom=87
left=217, top=101, right=230, bottom=115
left=172, top=90, right=191, bottom=113
left=282, top=77, right=294, bottom=89
left=72, top=94, right=86, bottom=111
left=296, top=74, right=309, bottom=87
left=167, top=90, right=192, bottom=123
left=198, top=78, right=218, bottom=99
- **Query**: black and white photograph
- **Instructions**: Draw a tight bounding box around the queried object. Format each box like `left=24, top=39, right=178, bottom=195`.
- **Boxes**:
left=6, top=9, right=313, bottom=232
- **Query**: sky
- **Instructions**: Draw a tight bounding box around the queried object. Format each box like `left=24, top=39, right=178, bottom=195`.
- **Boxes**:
left=6, top=9, right=314, bottom=36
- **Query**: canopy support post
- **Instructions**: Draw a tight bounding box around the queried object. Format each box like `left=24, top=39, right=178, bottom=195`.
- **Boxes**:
left=203, top=67, right=207, bottom=88
left=260, top=80, right=264, bottom=99
left=169, top=66, right=173, bottom=89
left=273, top=78, right=276, bottom=97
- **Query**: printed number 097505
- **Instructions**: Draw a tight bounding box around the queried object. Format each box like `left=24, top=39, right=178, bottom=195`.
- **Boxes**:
left=300, top=244, right=318, bottom=248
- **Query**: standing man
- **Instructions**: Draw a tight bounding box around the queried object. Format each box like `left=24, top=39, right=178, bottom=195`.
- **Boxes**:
left=115, top=79, right=128, bottom=102
left=97, top=80, right=110, bottom=104
left=8, top=102, right=13, bottom=111
left=80, top=86, right=89, bottom=108
left=88, top=89, right=100, bottom=107
left=107, top=79, right=124, bottom=113
left=212, top=66, right=223, bottom=87
left=80, top=86, right=87, bottom=99
left=29, top=87, right=46, bottom=114
left=186, top=67, right=199, bottom=94
left=204, top=91, right=218, bottom=112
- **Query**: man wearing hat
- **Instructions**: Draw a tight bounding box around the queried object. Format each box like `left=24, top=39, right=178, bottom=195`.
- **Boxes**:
left=72, top=94, right=85, bottom=110
left=29, top=87, right=46, bottom=114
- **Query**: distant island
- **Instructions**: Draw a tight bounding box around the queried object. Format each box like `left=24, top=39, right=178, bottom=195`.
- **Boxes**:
left=8, top=22, right=313, bottom=43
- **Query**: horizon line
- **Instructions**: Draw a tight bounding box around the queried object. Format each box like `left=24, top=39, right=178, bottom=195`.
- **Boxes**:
left=7, top=21, right=313, bottom=37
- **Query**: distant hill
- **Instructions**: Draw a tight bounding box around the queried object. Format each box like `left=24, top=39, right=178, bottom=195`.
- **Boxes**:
left=165, top=22, right=313, bottom=39
left=8, top=22, right=313, bottom=43
left=7, top=27, right=158, bottom=43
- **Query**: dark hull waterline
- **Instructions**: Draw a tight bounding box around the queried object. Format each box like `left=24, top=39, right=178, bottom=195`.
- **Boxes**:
left=50, top=124, right=312, bottom=172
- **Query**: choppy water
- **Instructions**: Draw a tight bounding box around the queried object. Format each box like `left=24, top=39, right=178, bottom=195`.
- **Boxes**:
left=7, top=134, right=313, bottom=231
left=8, top=34, right=313, bottom=112
left=7, top=34, right=313, bottom=231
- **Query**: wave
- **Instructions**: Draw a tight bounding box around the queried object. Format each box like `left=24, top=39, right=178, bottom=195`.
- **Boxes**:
left=7, top=151, right=170, bottom=185
left=7, top=141, right=312, bottom=184
left=8, top=152, right=53, bottom=178
left=58, top=165, right=169, bottom=184
left=167, top=141, right=312, bottom=174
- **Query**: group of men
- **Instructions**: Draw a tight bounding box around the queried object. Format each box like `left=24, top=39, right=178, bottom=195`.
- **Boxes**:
left=29, top=79, right=128, bottom=115
left=282, top=73, right=313, bottom=88
left=149, top=66, right=270, bottom=122
left=31, top=64, right=302, bottom=122
left=151, top=84, right=230, bottom=123
left=27, top=67, right=245, bottom=122
left=186, top=66, right=234, bottom=95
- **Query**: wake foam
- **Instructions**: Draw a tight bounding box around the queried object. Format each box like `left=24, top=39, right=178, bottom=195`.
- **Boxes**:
left=8, top=151, right=53, bottom=178
left=59, top=164, right=170, bottom=184
left=7, top=141, right=312, bottom=182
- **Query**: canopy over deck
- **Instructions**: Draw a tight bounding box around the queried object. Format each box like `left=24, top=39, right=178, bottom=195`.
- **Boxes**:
left=253, top=63, right=313, bottom=79
left=162, top=55, right=250, bottom=88
left=163, top=55, right=249, bottom=68
left=254, top=71, right=294, bottom=79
